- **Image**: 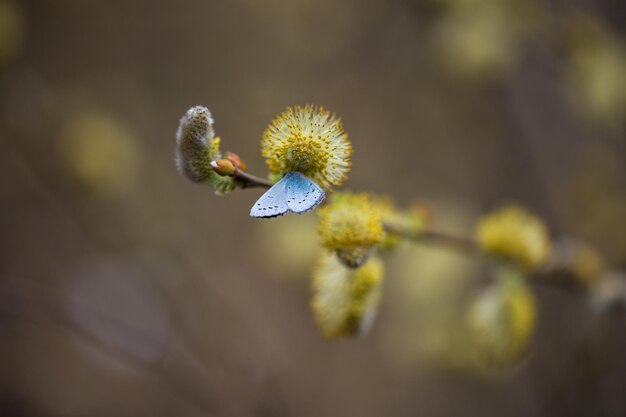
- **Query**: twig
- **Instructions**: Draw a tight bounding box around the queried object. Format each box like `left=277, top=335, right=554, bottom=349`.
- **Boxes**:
left=233, top=169, right=273, bottom=189
left=232, top=169, right=476, bottom=253
left=383, top=222, right=479, bottom=254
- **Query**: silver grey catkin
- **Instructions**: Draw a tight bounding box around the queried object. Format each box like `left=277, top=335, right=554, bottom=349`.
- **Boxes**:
left=175, top=106, right=215, bottom=182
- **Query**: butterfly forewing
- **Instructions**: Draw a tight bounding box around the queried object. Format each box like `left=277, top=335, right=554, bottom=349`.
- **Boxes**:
left=249, top=176, right=289, bottom=218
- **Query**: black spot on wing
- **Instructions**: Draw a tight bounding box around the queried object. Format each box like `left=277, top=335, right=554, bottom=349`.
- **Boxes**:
left=285, top=173, right=325, bottom=214
left=250, top=176, right=289, bottom=218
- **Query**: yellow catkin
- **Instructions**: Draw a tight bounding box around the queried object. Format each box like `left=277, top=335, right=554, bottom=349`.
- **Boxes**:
left=311, top=253, right=384, bottom=340
left=476, top=204, right=551, bottom=270
left=466, top=269, right=537, bottom=367
left=261, top=105, right=352, bottom=190
left=318, top=193, right=385, bottom=250
left=318, top=192, right=385, bottom=266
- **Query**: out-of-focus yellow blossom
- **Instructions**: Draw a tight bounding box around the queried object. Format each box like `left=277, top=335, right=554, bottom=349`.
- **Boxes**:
left=175, top=106, right=237, bottom=194
left=466, top=268, right=536, bottom=368
left=0, top=0, right=25, bottom=66
left=261, top=105, right=352, bottom=190
left=431, top=0, right=539, bottom=80
left=60, top=111, right=140, bottom=197
left=565, top=13, right=626, bottom=125
left=547, top=237, right=605, bottom=287
left=433, top=10, right=516, bottom=79
left=311, top=252, right=384, bottom=340
left=318, top=192, right=385, bottom=267
left=476, top=204, right=551, bottom=270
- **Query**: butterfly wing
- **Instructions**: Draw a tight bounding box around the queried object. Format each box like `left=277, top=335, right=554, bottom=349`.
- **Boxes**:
left=250, top=175, right=289, bottom=218
left=284, top=172, right=325, bottom=214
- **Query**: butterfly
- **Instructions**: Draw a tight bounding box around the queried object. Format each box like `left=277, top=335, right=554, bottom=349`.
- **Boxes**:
left=250, top=172, right=325, bottom=218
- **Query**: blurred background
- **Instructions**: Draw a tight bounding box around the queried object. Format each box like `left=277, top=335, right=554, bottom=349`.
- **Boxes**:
left=1, top=0, right=625, bottom=416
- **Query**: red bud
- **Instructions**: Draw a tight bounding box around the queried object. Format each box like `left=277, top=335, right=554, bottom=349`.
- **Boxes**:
left=226, top=152, right=247, bottom=171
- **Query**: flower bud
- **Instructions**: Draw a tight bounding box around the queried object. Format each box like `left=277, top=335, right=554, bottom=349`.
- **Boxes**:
left=226, top=151, right=247, bottom=172
left=211, top=159, right=236, bottom=176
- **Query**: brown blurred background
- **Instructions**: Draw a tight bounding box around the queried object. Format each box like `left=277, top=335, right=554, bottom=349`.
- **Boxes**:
left=1, top=0, right=625, bottom=416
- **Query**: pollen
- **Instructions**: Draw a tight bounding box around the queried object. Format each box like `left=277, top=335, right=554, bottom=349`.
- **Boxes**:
left=261, top=104, right=352, bottom=190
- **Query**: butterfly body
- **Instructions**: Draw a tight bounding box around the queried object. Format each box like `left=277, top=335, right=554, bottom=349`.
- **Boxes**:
left=250, top=172, right=325, bottom=218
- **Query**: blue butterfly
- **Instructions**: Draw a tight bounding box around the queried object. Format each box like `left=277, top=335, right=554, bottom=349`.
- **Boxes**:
left=250, top=172, right=325, bottom=218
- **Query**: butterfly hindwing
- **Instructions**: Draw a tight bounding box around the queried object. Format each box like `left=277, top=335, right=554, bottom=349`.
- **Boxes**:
left=249, top=175, right=289, bottom=218
left=250, top=172, right=325, bottom=218
left=284, top=172, right=325, bottom=214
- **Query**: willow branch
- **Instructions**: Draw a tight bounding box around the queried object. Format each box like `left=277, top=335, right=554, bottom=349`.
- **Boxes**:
left=383, top=222, right=479, bottom=254
left=223, top=168, right=623, bottom=300
left=231, top=169, right=481, bottom=255
left=233, top=169, right=273, bottom=189
left=382, top=222, right=615, bottom=294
